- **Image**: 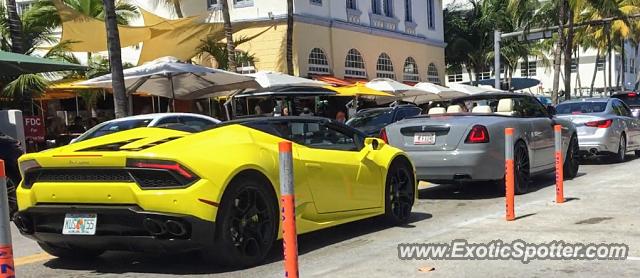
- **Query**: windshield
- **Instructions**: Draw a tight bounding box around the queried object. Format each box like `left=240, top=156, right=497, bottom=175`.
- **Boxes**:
left=612, top=94, right=640, bottom=107
left=346, top=109, right=394, bottom=134
left=556, top=102, right=607, bottom=115
left=75, top=119, right=153, bottom=142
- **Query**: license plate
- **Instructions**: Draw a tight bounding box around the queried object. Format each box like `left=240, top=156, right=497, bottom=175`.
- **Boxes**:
left=413, top=132, right=436, bottom=145
left=62, top=213, right=97, bottom=235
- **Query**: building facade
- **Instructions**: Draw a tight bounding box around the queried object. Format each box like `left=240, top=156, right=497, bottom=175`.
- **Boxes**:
left=138, top=0, right=447, bottom=83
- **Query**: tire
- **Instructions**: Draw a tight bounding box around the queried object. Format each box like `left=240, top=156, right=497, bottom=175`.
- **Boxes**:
left=384, top=160, right=415, bottom=225
left=611, top=135, right=626, bottom=163
left=6, top=177, right=18, bottom=220
left=563, top=134, right=580, bottom=180
left=37, top=242, right=104, bottom=259
left=635, top=150, right=640, bottom=157
left=203, top=174, right=278, bottom=267
left=514, top=141, right=531, bottom=195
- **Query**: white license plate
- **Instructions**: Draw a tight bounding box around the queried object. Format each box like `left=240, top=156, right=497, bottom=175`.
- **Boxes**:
left=413, top=132, right=436, bottom=145
left=62, top=213, right=97, bottom=235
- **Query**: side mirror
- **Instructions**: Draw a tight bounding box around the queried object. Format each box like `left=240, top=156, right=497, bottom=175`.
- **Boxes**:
left=364, top=137, right=385, bottom=150
left=546, top=105, right=557, bottom=116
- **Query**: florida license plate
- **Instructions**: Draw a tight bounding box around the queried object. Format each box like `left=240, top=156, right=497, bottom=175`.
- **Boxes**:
left=413, top=132, right=436, bottom=145
left=62, top=213, right=97, bottom=235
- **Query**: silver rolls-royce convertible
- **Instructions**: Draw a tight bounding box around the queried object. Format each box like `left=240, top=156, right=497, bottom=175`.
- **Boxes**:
left=382, top=93, right=580, bottom=194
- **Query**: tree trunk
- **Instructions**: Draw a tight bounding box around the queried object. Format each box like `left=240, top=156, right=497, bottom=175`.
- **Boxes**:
left=551, top=0, right=565, bottom=104
left=5, top=0, right=24, bottom=54
left=606, top=24, right=612, bottom=94
left=563, top=1, right=573, bottom=101
left=575, top=49, right=582, bottom=96
left=221, top=0, right=236, bottom=72
left=102, top=0, right=128, bottom=118
left=172, top=0, right=184, bottom=18
left=620, top=38, right=625, bottom=89
left=589, top=49, right=600, bottom=97
left=286, top=0, right=294, bottom=75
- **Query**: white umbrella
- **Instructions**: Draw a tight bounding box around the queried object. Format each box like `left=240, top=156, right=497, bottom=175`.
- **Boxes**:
left=77, top=57, right=258, bottom=105
left=365, top=78, right=440, bottom=104
left=414, top=82, right=468, bottom=99
left=248, top=71, right=328, bottom=88
left=447, top=83, right=503, bottom=95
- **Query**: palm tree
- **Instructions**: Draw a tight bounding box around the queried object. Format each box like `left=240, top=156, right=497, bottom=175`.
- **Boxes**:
left=101, top=0, right=127, bottom=118
left=198, top=35, right=258, bottom=70
left=29, top=0, right=139, bottom=28
left=157, top=0, right=183, bottom=18
left=220, top=0, right=236, bottom=72
left=286, top=0, right=294, bottom=75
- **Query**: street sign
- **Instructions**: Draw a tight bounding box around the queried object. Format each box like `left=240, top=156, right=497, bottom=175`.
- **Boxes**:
left=518, top=30, right=554, bottom=42
left=23, top=116, right=45, bottom=143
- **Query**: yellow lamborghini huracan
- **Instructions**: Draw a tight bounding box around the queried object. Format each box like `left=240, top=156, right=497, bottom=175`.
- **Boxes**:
left=15, top=117, right=415, bottom=266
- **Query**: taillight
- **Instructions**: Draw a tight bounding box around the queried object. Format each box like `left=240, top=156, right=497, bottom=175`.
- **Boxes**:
left=465, top=125, right=490, bottom=143
left=379, top=128, right=389, bottom=143
left=19, top=159, right=40, bottom=178
left=126, top=159, right=198, bottom=188
left=584, top=119, right=612, bottom=128
left=628, top=93, right=637, bottom=97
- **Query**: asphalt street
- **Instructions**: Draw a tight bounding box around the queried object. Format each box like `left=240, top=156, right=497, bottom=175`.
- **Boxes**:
left=11, top=156, right=640, bottom=277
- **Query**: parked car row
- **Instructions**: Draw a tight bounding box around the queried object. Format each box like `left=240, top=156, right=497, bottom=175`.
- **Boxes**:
left=14, top=92, right=638, bottom=267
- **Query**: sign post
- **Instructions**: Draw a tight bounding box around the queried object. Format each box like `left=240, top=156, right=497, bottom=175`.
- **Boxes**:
left=554, top=125, right=565, bottom=203
left=0, top=160, right=16, bottom=278
left=279, top=141, right=298, bottom=278
left=505, top=128, right=515, bottom=221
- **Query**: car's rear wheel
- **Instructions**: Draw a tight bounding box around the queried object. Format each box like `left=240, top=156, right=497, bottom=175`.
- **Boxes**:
left=563, top=134, right=580, bottom=180
left=37, top=242, right=104, bottom=259
left=205, top=174, right=278, bottom=267
left=611, top=135, right=627, bottom=163
left=384, top=160, right=415, bottom=225
left=6, top=177, right=18, bottom=219
left=635, top=150, right=640, bottom=157
left=514, top=141, right=530, bottom=195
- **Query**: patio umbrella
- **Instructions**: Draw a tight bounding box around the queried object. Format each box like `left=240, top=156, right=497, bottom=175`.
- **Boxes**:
left=365, top=78, right=440, bottom=104
left=448, top=83, right=503, bottom=95
left=77, top=57, right=258, bottom=110
left=327, top=82, right=393, bottom=97
left=414, top=82, right=468, bottom=99
left=466, top=78, right=541, bottom=90
left=248, top=71, right=328, bottom=88
left=0, top=50, right=87, bottom=75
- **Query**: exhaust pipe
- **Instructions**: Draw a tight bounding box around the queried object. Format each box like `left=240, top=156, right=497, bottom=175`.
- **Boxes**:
left=589, top=148, right=598, bottom=156
left=165, top=220, right=187, bottom=237
left=142, top=218, right=166, bottom=236
left=13, top=215, right=33, bottom=234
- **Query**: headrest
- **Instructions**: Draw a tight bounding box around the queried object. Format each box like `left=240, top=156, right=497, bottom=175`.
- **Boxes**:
left=447, top=105, right=462, bottom=113
left=428, top=107, right=446, bottom=115
left=472, top=105, right=492, bottom=113
left=496, top=98, right=515, bottom=115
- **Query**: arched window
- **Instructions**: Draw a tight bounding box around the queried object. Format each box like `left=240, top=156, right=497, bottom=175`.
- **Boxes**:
left=376, top=53, right=395, bottom=79
left=308, top=48, right=330, bottom=75
left=344, top=49, right=366, bottom=78
left=427, top=63, right=440, bottom=84
left=403, top=57, right=419, bottom=82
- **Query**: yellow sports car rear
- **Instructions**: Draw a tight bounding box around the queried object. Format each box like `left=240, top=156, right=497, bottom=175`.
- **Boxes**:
left=15, top=117, right=415, bottom=266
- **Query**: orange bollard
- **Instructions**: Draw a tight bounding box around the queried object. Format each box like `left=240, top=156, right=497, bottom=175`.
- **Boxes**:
left=0, top=160, right=16, bottom=278
left=279, top=142, right=298, bottom=278
left=504, top=129, right=515, bottom=221
left=554, top=125, right=565, bottom=203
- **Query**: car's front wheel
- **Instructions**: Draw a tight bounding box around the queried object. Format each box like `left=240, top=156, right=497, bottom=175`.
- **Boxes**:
left=37, top=242, right=104, bottom=259
left=563, top=134, right=580, bottom=180
left=205, top=174, right=278, bottom=267
left=384, top=160, right=415, bottom=225
left=6, top=177, right=18, bottom=219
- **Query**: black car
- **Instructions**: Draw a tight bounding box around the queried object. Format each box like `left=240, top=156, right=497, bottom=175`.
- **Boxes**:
left=611, top=92, right=640, bottom=118
left=346, top=105, right=422, bottom=137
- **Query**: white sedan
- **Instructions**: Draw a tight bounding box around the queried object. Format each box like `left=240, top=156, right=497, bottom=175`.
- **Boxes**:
left=71, top=113, right=220, bottom=143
